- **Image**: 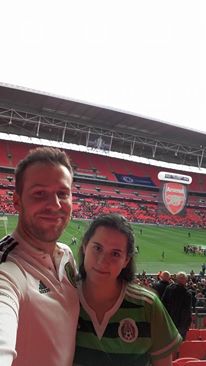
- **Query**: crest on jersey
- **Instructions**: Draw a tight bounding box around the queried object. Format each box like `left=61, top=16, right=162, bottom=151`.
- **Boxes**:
left=162, top=182, right=187, bottom=215
left=118, top=318, right=138, bottom=343
left=65, top=262, right=77, bottom=288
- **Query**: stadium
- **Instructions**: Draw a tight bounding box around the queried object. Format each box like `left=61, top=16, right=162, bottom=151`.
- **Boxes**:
left=0, top=82, right=206, bottom=276
left=0, top=84, right=206, bottom=365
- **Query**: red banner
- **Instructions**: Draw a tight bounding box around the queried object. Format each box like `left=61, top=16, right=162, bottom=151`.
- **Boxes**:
left=162, top=182, right=187, bottom=215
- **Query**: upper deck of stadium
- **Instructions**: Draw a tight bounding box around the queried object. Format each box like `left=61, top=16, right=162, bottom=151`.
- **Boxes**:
left=0, top=82, right=206, bottom=169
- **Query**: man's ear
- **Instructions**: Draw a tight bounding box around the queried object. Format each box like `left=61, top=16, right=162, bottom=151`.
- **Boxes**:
left=13, top=192, right=20, bottom=211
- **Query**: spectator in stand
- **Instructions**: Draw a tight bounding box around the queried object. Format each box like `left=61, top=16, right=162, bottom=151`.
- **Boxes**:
left=190, top=269, right=195, bottom=278
left=162, top=271, right=192, bottom=340
left=0, top=147, right=79, bottom=366
left=188, top=282, right=197, bottom=313
left=152, top=270, right=171, bottom=298
left=73, top=213, right=182, bottom=366
left=195, top=289, right=205, bottom=307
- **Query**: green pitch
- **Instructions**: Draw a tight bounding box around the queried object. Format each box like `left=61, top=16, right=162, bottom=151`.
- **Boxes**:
left=1, top=215, right=206, bottom=275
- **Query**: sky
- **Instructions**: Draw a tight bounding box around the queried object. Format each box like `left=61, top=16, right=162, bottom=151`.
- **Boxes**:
left=0, top=1, right=205, bottom=133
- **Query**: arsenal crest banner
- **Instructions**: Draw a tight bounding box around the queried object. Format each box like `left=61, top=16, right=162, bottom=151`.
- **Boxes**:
left=162, top=182, right=187, bottom=215
left=158, top=171, right=191, bottom=216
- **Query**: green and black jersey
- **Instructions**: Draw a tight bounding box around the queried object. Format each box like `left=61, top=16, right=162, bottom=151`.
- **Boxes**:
left=74, top=282, right=182, bottom=366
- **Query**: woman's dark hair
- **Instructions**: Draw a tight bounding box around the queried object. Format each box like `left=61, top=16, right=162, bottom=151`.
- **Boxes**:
left=78, top=213, right=136, bottom=282
left=15, top=146, right=73, bottom=195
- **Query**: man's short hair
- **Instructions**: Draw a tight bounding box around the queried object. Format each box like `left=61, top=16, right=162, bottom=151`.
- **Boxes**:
left=176, top=271, right=188, bottom=285
left=15, top=146, right=73, bottom=195
left=160, top=271, right=171, bottom=281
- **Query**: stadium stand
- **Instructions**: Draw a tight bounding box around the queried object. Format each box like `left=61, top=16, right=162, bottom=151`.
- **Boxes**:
left=1, top=140, right=206, bottom=227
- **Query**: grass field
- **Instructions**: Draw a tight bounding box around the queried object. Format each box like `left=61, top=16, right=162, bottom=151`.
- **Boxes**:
left=1, top=215, right=206, bottom=275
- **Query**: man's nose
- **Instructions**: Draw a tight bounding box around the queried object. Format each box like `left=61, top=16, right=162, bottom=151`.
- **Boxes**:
left=46, top=194, right=61, bottom=209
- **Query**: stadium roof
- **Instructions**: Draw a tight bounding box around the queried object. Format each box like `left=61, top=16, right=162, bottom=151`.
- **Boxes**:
left=0, top=82, right=206, bottom=168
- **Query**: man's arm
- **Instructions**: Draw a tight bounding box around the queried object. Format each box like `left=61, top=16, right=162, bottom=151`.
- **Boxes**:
left=0, top=300, right=18, bottom=365
left=0, top=263, right=25, bottom=366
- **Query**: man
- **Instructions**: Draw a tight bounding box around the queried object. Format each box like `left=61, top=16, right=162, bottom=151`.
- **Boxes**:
left=152, top=270, right=171, bottom=298
left=0, top=147, right=79, bottom=366
left=161, top=271, right=192, bottom=340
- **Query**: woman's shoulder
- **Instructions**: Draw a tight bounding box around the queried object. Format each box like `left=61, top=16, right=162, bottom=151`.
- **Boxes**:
left=125, top=282, right=158, bottom=304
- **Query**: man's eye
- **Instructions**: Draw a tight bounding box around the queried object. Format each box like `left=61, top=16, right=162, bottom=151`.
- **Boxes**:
left=33, top=191, right=46, bottom=198
left=57, top=191, right=70, bottom=199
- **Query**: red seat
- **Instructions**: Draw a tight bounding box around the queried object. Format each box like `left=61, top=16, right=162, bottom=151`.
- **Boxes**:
left=172, top=358, right=200, bottom=366
left=178, top=340, right=206, bottom=360
left=178, top=341, right=206, bottom=359
left=186, top=329, right=201, bottom=341
left=185, top=361, right=206, bottom=366
left=199, top=329, right=206, bottom=340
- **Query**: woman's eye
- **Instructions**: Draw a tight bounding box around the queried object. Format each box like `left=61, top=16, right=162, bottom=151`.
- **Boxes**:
left=112, top=251, right=121, bottom=258
left=93, top=244, right=102, bottom=252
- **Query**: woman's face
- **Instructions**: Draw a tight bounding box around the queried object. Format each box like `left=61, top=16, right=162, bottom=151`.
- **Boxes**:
left=83, top=225, right=130, bottom=285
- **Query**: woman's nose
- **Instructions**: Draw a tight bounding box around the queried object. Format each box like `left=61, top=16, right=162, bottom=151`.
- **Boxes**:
left=98, top=252, right=110, bottom=265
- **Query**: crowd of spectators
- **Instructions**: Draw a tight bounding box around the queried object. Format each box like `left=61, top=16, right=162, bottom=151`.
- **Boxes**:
left=0, top=190, right=17, bottom=214
left=1, top=188, right=206, bottom=228
left=72, top=196, right=206, bottom=228
left=134, top=269, right=206, bottom=318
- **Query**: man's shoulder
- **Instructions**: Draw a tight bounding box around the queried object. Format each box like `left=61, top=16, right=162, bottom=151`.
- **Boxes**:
left=0, top=235, right=23, bottom=272
left=57, top=241, right=72, bottom=251
left=57, top=242, right=75, bottom=257
left=0, top=252, right=28, bottom=293
left=0, top=234, right=17, bottom=250
left=58, top=242, right=77, bottom=287
left=0, top=235, right=19, bottom=263
left=164, top=282, right=177, bottom=292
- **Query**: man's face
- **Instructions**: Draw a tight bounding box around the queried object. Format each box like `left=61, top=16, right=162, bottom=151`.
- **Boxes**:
left=13, top=162, right=72, bottom=246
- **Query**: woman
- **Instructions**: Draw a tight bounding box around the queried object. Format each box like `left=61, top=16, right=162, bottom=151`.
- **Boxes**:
left=73, top=214, right=182, bottom=366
